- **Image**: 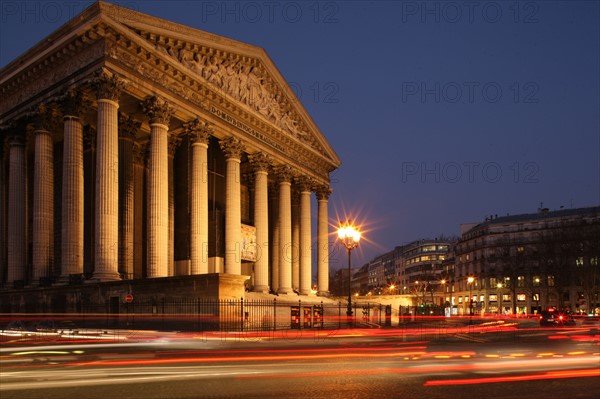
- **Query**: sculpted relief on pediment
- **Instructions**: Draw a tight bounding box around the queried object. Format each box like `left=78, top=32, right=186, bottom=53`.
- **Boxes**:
left=140, top=32, right=317, bottom=150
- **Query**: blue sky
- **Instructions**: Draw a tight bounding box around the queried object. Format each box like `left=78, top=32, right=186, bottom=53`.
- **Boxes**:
left=1, top=1, right=599, bottom=269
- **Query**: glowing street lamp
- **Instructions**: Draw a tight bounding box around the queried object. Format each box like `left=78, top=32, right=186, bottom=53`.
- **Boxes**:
left=497, top=282, right=503, bottom=315
left=337, top=221, right=361, bottom=318
left=467, top=276, right=475, bottom=318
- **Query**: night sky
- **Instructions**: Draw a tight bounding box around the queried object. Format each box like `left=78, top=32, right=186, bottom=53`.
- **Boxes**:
left=1, top=1, right=598, bottom=271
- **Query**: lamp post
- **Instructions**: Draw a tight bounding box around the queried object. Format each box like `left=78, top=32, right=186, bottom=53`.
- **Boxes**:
left=467, top=276, right=475, bottom=320
left=497, top=282, right=503, bottom=315
left=440, top=279, right=446, bottom=307
left=337, top=221, right=361, bottom=318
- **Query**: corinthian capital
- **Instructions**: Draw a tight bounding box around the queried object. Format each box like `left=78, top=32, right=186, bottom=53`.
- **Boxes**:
left=60, top=89, right=91, bottom=119
left=219, top=136, right=245, bottom=160
left=93, top=69, right=127, bottom=101
left=184, top=118, right=212, bottom=145
left=8, top=132, right=26, bottom=147
left=142, top=96, right=174, bottom=126
left=168, top=133, right=183, bottom=157
left=118, top=113, right=141, bottom=140
left=133, top=141, right=148, bottom=165
left=274, top=164, right=295, bottom=184
left=30, top=103, right=59, bottom=132
left=248, top=152, right=272, bottom=173
left=316, top=185, right=332, bottom=201
left=295, top=176, right=314, bottom=193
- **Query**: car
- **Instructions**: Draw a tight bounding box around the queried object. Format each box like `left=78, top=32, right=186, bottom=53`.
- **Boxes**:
left=539, top=309, right=576, bottom=327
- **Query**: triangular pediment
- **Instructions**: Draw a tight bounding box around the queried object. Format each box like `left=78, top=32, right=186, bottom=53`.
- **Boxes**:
left=97, top=1, right=340, bottom=169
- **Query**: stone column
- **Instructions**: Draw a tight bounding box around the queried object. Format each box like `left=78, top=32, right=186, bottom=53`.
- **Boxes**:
left=219, top=137, right=245, bottom=275
left=0, top=138, right=6, bottom=285
left=32, top=105, right=55, bottom=284
left=168, top=133, right=182, bottom=276
left=277, top=165, right=294, bottom=295
left=93, top=72, right=124, bottom=281
left=142, top=96, right=173, bottom=278
left=118, top=114, right=140, bottom=279
left=185, top=119, right=211, bottom=275
left=60, top=91, right=87, bottom=280
left=270, top=185, right=280, bottom=292
left=132, top=141, right=147, bottom=279
left=7, top=132, right=27, bottom=285
left=317, top=186, right=331, bottom=296
left=297, top=177, right=313, bottom=295
left=249, top=153, right=271, bottom=293
left=291, top=192, right=300, bottom=291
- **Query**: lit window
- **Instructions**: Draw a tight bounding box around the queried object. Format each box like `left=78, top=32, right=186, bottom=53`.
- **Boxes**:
left=532, top=293, right=540, bottom=301
left=517, top=294, right=526, bottom=301
left=548, top=275, right=555, bottom=287
left=533, top=276, right=540, bottom=287
left=576, top=257, right=584, bottom=267
left=517, top=276, right=524, bottom=288
left=489, top=294, right=498, bottom=301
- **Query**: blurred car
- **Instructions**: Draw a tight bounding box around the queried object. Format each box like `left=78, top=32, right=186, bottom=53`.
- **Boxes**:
left=539, top=309, right=576, bottom=327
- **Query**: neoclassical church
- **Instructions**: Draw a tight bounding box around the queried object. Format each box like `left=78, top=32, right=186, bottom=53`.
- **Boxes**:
left=0, top=1, right=340, bottom=300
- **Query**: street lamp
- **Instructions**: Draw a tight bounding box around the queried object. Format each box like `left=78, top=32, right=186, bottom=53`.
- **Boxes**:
left=337, top=221, right=361, bottom=318
left=467, top=276, right=475, bottom=318
left=440, top=279, right=447, bottom=307
left=497, top=283, right=503, bottom=315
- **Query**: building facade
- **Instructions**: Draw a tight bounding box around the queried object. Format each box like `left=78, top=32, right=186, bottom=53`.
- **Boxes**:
left=397, top=240, right=453, bottom=306
left=0, top=2, right=340, bottom=298
left=453, top=207, right=600, bottom=315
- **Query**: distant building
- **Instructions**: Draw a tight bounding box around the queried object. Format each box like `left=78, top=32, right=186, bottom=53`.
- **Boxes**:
left=357, top=238, right=454, bottom=301
left=397, top=239, right=454, bottom=305
left=453, top=206, right=600, bottom=315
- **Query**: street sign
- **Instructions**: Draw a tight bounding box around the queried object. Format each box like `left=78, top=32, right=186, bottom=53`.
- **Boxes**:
left=124, top=294, right=133, bottom=303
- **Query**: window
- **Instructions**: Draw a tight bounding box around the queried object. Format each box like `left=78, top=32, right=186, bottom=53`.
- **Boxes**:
left=490, top=277, right=497, bottom=287
left=562, top=292, right=569, bottom=301
left=517, top=293, right=526, bottom=301
left=548, top=275, right=555, bottom=287
left=576, top=257, right=584, bottom=267
left=516, top=246, right=525, bottom=254
left=458, top=296, right=463, bottom=304
left=533, top=276, right=541, bottom=287
left=532, top=293, right=540, bottom=301
left=502, top=294, right=511, bottom=302
left=517, top=276, right=524, bottom=288
left=489, top=294, right=498, bottom=301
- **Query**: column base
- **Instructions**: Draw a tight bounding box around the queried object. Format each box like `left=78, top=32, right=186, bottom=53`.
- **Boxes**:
left=89, top=272, right=121, bottom=282
left=300, top=289, right=313, bottom=296
left=252, top=285, right=270, bottom=293
left=317, top=291, right=330, bottom=297
left=56, top=274, right=85, bottom=285
left=277, top=287, right=294, bottom=295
